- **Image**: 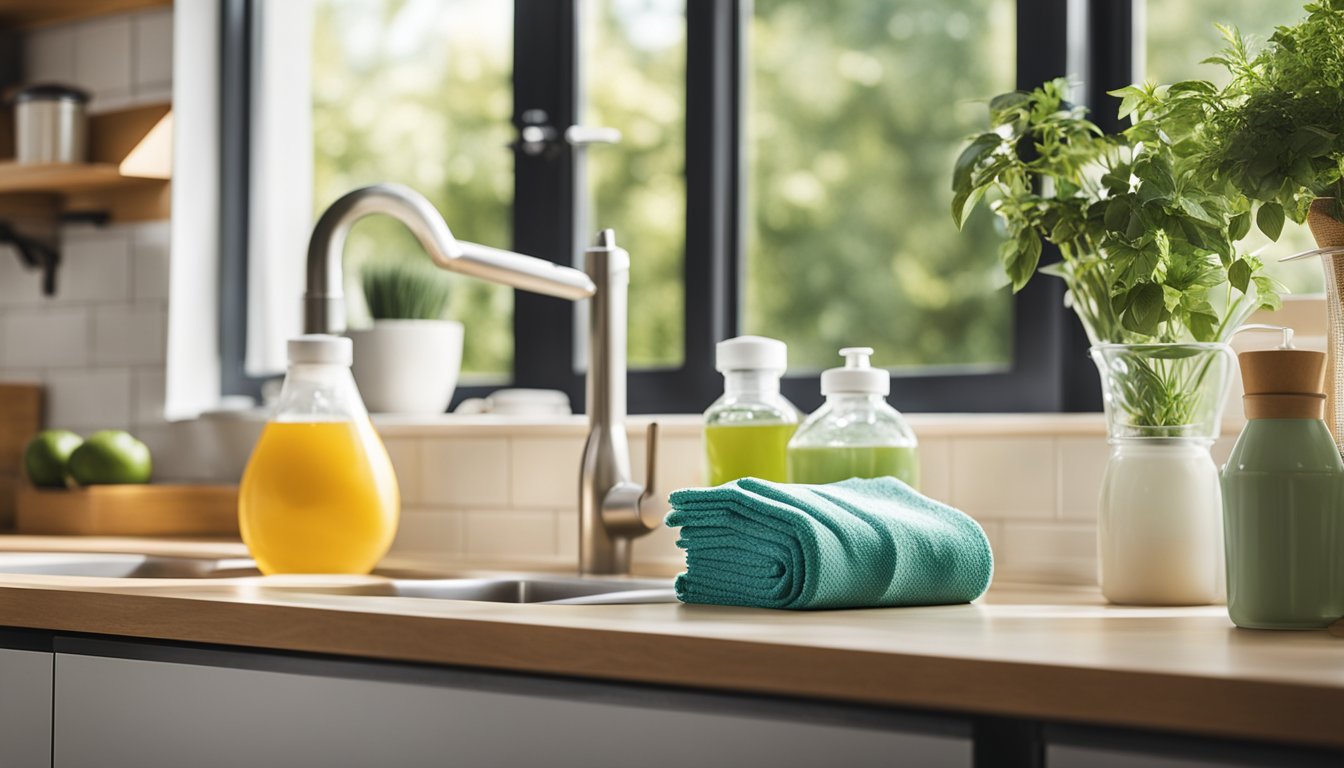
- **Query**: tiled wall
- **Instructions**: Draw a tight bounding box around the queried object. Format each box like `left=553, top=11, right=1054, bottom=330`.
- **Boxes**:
left=22, top=7, right=173, bottom=112
left=372, top=416, right=1241, bottom=586
left=0, top=9, right=175, bottom=453
left=0, top=221, right=171, bottom=437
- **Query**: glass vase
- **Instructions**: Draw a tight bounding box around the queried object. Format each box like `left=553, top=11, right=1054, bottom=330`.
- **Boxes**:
left=1091, top=343, right=1234, bottom=605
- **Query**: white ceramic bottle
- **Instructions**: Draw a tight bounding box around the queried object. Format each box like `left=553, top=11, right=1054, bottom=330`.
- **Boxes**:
left=1098, top=440, right=1224, bottom=605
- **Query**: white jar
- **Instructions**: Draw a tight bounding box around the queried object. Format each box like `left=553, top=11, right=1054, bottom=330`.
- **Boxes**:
left=1098, top=439, right=1225, bottom=605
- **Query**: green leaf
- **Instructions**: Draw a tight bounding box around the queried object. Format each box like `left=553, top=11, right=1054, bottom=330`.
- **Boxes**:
left=1004, top=231, right=1043, bottom=292
left=1256, top=202, right=1285, bottom=241
left=1228, top=258, right=1252, bottom=293
left=1228, top=211, right=1251, bottom=241
left=951, top=133, right=1001, bottom=228
left=1125, top=283, right=1167, bottom=335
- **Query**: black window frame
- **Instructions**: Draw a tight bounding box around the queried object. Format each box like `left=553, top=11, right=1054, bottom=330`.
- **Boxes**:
left=220, top=0, right=1138, bottom=414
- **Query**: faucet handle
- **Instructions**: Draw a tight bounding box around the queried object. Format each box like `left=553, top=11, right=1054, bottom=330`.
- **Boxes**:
left=599, top=421, right=662, bottom=536
left=638, top=421, right=659, bottom=511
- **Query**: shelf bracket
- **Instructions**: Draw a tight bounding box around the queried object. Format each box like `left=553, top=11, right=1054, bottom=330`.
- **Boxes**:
left=0, top=219, right=60, bottom=296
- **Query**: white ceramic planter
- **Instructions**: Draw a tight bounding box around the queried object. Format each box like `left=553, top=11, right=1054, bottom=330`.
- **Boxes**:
left=347, top=320, right=464, bottom=414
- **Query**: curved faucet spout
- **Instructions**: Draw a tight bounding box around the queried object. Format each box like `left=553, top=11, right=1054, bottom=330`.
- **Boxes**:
left=304, top=183, right=595, bottom=334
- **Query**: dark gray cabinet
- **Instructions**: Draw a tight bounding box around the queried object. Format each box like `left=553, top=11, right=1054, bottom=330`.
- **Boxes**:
left=0, top=647, right=53, bottom=768
left=51, top=642, right=972, bottom=768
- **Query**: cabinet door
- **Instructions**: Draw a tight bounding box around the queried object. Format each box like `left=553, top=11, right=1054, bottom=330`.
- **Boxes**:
left=0, top=648, right=53, bottom=768
left=54, top=649, right=971, bottom=768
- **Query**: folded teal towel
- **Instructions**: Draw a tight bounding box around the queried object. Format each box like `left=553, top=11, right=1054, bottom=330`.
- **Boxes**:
left=665, top=477, right=993, bottom=610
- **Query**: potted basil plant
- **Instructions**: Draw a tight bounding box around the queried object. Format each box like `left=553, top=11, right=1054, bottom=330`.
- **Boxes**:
left=348, top=261, right=463, bottom=415
left=952, top=77, right=1283, bottom=606
left=1173, top=3, right=1344, bottom=447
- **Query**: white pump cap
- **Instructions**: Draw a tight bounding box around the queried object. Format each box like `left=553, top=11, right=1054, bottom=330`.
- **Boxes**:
left=716, top=335, right=787, bottom=373
left=821, top=347, right=890, bottom=396
left=288, top=334, right=353, bottom=366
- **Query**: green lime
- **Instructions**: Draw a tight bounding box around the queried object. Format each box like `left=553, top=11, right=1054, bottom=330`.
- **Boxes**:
left=67, top=430, right=152, bottom=485
left=23, top=430, right=84, bottom=488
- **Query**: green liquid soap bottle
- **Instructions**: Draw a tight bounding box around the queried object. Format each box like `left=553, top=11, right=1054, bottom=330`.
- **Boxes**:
left=703, top=336, right=799, bottom=485
left=787, top=347, right=918, bottom=488
left=1221, top=327, right=1344, bottom=629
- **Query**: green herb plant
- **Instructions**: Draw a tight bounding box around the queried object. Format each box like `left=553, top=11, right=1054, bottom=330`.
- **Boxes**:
left=951, top=77, right=1284, bottom=429
left=361, top=260, right=453, bottom=321
left=1186, top=1, right=1344, bottom=225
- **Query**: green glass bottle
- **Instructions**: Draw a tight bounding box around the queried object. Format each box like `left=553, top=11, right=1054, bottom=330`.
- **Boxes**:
left=1221, top=341, right=1344, bottom=629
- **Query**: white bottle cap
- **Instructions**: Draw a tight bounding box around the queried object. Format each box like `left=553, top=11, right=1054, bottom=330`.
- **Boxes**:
left=821, top=347, right=890, bottom=396
left=716, top=335, right=787, bottom=373
left=288, top=334, right=353, bottom=366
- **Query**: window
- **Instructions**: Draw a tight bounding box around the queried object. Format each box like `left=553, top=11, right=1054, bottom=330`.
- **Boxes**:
left=746, top=0, right=1016, bottom=374
left=232, top=0, right=1302, bottom=413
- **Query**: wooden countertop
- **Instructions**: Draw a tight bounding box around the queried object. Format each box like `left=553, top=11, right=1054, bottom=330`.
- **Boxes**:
left=0, top=537, right=1340, bottom=750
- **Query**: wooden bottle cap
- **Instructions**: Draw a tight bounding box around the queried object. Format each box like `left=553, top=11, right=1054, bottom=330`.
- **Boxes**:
left=1238, top=349, right=1326, bottom=396
left=1243, top=393, right=1326, bottom=420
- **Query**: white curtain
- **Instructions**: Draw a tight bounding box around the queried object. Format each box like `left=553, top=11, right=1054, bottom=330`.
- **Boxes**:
left=165, top=0, right=221, bottom=420
left=245, top=0, right=315, bottom=377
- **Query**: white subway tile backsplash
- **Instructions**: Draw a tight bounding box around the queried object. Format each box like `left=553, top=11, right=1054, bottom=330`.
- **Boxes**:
left=997, top=523, right=1097, bottom=586
left=0, top=245, right=45, bottom=307
left=918, top=437, right=952, bottom=502
left=381, top=438, right=421, bottom=506
left=390, top=509, right=463, bottom=559
left=74, top=17, right=134, bottom=110
left=61, top=229, right=132, bottom=301
left=23, top=25, right=76, bottom=83
left=421, top=437, right=510, bottom=507
left=93, top=304, right=165, bottom=365
left=131, top=367, right=165, bottom=427
left=132, top=8, right=173, bottom=93
left=464, top=509, right=557, bottom=558
left=656, top=435, right=704, bottom=496
left=132, top=220, right=171, bottom=301
left=46, top=368, right=132, bottom=431
left=510, top=438, right=582, bottom=509
left=1057, top=436, right=1108, bottom=521
left=1, top=308, right=90, bottom=368
left=950, top=437, right=1056, bottom=520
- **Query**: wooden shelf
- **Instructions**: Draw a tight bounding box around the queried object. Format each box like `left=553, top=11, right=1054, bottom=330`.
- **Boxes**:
left=0, top=161, right=165, bottom=195
left=0, top=102, right=171, bottom=223
left=0, top=0, right=170, bottom=29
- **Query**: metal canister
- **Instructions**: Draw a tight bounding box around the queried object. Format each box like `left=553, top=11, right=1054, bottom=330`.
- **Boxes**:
left=13, top=84, right=90, bottom=164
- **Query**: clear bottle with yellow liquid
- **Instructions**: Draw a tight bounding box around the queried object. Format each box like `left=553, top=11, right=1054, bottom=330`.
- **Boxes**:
left=239, top=335, right=399, bottom=574
left=704, top=336, right=799, bottom=485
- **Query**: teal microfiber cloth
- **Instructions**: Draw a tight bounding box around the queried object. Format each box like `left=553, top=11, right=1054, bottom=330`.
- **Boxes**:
left=664, top=477, right=993, bottom=610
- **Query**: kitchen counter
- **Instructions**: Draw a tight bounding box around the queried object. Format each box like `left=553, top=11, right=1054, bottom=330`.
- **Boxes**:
left=0, top=537, right=1340, bottom=751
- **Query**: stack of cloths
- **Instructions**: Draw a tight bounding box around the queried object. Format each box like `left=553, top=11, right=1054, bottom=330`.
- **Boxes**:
left=665, top=477, right=993, bottom=610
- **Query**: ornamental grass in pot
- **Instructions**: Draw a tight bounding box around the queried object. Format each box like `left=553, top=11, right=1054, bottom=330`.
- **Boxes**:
left=951, top=73, right=1284, bottom=604
left=348, top=261, right=464, bottom=415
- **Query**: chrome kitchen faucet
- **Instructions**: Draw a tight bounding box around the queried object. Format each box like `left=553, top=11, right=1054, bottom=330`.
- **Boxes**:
left=304, top=183, right=661, bottom=575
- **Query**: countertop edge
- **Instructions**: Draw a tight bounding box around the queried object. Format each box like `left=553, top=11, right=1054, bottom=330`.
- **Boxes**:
left=2, top=584, right=1340, bottom=751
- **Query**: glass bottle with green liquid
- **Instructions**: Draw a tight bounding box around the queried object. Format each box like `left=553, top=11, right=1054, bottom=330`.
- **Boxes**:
left=787, top=347, right=919, bottom=488
left=703, top=336, right=799, bottom=485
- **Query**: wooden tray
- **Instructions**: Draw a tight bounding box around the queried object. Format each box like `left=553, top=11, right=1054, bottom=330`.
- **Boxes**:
left=15, top=484, right=239, bottom=536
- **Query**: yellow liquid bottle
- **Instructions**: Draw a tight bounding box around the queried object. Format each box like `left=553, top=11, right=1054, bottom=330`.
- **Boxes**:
left=704, top=336, right=799, bottom=485
left=239, top=335, right=399, bottom=575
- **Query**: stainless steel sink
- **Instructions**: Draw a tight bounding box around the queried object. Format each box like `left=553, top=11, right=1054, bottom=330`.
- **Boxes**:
left=0, top=553, right=677, bottom=605
left=0, top=552, right=260, bottom=579
left=285, top=576, right=678, bottom=606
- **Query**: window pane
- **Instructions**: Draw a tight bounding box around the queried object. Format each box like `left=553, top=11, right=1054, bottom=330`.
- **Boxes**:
left=312, top=0, right=515, bottom=381
left=1145, top=0, right=1323, bottom=296
left=584, top=0, right=687, bottom=369
left=747, top=1, right=1016, bottom=374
